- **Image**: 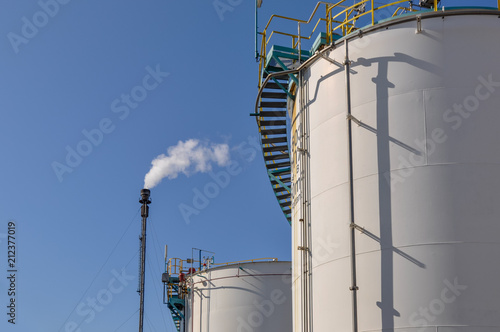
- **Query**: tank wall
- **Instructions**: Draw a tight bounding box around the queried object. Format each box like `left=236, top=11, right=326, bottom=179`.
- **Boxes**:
left=185, top=261, right=292, bottom=332
left=292, top=13, right=500, bottom=332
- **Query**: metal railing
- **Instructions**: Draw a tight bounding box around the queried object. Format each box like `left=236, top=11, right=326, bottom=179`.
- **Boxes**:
left=331, top=0, right=410, bottom=35
left=166, top=257, right=191, bottom=301
left=258, top=1, right=345, bottom=87
left=392, top=5, right=418, bottom=17
left=167, top=257, right=183, bottom=275
left=256, top=0, right=459, bottom=85
left=212, top=257, right=278, bottom=266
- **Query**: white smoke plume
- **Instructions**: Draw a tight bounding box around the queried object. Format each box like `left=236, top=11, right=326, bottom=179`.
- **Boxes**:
left=144, top=139, right=230, bottom=189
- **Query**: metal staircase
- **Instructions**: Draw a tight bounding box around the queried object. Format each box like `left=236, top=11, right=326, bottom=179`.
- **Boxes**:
left=167, top=288, right=184, bottom=332
left=254, top=1, right=425, bottom=225
left=162, top=259, right=186, bottom=332
left=254, top=45, right=311, bottom=225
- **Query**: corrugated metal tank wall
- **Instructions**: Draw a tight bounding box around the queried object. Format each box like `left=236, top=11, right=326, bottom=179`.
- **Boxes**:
left=185, top=261, right=292, bottom=332
left=291, top=11, right=500, bottom=332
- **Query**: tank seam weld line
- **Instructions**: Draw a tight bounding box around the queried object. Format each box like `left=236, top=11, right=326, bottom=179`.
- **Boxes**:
left=310, top=162, right=500, bottom=200
left=354, top=162, right=500, bottom=182
left=342, top=88, right=438, bottom=112
left=361, top=324, right=499, bottom=332
left=343, top=86, right=500, bottom=113
left=189, top=273, right=291, bottom=286
left=311, top=242, right=500, bottom=270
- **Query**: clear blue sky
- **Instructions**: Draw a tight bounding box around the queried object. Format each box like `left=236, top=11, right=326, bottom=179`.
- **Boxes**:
left=0, top=0, right=495, bottom=331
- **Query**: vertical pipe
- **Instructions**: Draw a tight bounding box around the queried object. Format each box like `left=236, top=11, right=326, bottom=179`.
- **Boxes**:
left=255, top=0, right=259, bottom=61
left=434, top=0, right=438, bottom=11
left=325, top=3, right=328, bottom=41
left=298, top=22, right=301, bottom=63
left=199, top=250, right=202, bottom=270
left=344, top=40, right=359, bottom=332
left=326, top=5, right=331, bottom=43
left=299, top=69, right=308, bottom=332
left=304, top=70, right=312, bottom=332
left=190, top=263, right=195, bottom=332
left=371, top=0, right=375, bottom=25
left=498, top=0, right=499, bottom=10
left=139, top=189, right=151, bottom=332
left=299, top=66, right=312, bottom=332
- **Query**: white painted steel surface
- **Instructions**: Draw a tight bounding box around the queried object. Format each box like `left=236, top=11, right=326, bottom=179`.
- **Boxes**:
left=291, top=12, right=500, bottom=332
left=185, top=261, right=292, bottom=332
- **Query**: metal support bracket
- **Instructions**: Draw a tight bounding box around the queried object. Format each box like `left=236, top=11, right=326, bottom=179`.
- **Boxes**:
left=320, top=53, right=357, bottom=74
left=350, top=223, right=365, bottom=234
left=347, top=114, right=362, bottom=126
left=297, top=246, right=309, bottom=251
left=268, top=170, right=291, bottom=193
left=265, top=71, right=296, bottom=100
left=416, top=15, right=423, bottom=34
left=272, top=55, right=299, bottom=84
left=319, top=52, right=344, bottom=67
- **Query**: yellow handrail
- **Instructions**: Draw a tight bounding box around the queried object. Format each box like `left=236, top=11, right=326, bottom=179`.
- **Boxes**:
left=212, top=257, right=278, bottom=266
left=392, top=6, right=417, bottom=17
left=257, top=0, right=420, bottom=87
left=257, top=1, right=346, bottom=87
left=262, top=2, right=343, bottom=33
left=331, top=0, right=408, bottom=33
left=167, top=257, right=184, bottom=275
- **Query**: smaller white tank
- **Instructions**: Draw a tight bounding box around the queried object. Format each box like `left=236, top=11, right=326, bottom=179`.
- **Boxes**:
left=184, top=260, right=292, bottom=332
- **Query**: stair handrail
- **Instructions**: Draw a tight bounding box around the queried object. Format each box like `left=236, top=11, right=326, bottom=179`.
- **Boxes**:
left=257, top=0, right=435, bottom=86
left=255, top=44, right=333, bottom=120
left=212, top=257, right=278, bottom=266
left=258, top=1, right=345, bottom=87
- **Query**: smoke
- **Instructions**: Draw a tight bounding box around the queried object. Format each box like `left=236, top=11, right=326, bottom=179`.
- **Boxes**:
left=144, top=139, right=230, bottom=189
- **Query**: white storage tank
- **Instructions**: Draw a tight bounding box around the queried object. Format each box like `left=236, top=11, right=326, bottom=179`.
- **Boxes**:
left=291, top=8, right=500, bottom=332
left=185, top=260, right=292, bottom=332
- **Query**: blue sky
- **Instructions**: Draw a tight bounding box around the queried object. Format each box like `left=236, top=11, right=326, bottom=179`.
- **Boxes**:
left=0, top=0, right=496, bottom=331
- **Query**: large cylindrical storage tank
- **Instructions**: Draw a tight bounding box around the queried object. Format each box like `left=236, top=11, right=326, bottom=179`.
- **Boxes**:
left=291, top=8, right=500, bottom=332
left=185, top=261, right=292, bottom=332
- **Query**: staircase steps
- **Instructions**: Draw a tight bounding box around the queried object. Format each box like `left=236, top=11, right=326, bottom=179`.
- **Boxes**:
left=261, top=92, right=288, bottom=99
left=266, top=161, right=290, bottom=169
left=264, top=153, right=289, bottom=161
left=261, top=128, right=286, bottom=136
left=260, top=119, right=287, bottom=126
left=255, top=44, right=313, bottom=225
left=259, top=102, right=287, bottom=108
left=263, top=145, right=288, bottom=153
left=276, top=192, right=291, bottom=200
left=266, top=82, right=289, bottom=90
left=262, top=137, right=287, bottom=144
